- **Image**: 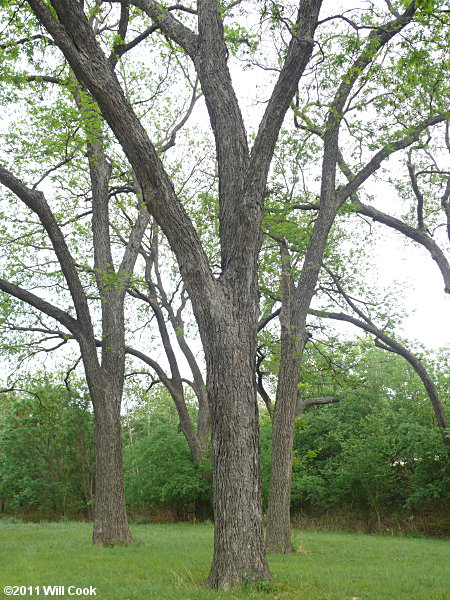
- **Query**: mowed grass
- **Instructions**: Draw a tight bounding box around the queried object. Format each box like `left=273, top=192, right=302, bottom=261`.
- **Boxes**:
left=0, top=521, right=449, bottom=600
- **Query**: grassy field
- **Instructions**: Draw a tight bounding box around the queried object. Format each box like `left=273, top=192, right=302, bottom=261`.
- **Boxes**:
left=0, top=521, right=448, bottom=600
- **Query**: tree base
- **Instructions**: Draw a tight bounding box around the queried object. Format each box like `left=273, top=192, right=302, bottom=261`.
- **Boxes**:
left=205, top=565, right=271, bottom=589
left=92, top=518, right=133, bottom=547
left=92, top=531, right=133, bottom=546
left=266, top=539, right=293, bottom=554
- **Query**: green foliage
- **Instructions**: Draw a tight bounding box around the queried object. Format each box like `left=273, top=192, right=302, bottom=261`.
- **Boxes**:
left=290, top=347, right=450, bottom=516
left=124, top=421, right=211, bottom=517
left=0, top=376, right=94, bottom=515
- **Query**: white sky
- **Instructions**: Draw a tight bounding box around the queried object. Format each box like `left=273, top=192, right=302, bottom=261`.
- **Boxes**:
left=369, top=224, right=450, bottom=349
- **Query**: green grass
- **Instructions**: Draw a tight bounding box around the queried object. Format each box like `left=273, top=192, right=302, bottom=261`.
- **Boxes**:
left=0, top=521, right=448, bottom=599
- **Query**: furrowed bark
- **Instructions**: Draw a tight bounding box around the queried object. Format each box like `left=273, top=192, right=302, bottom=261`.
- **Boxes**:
left=23, top=1, right=258, bottom=585
left=266, top=2, right=420, bottom=554
left=0, top=96, right=149, bottom=545
left=266, top=247, right=306, bottom=553
left=25, top=0, right=316, bottom=586
left=27, top=0, right=216, bottom=315
left=85, top=135, right=133, bottom=544
left=204, top=290, right=270, bottom=587
left=266, top=205, right=339, bottom=553
left=89, top=377, right=132, bottom=545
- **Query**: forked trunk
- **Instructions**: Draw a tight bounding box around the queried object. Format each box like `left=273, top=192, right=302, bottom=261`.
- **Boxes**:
left=204, top=311, right=270, bottom=587
left=91, top=385, right=132, bottom=546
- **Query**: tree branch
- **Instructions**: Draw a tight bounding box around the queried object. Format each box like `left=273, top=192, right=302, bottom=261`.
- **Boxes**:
left=407, top=157, right=425, bottom=230
left=0, top=278, right=80, bottom=338
left=355, top=198, right=450, bottom=293
left=126, top=0, right=198, bottom=56
left=309, top=307, right=450, bottom=448
left=322, top=1, right=418, bottom=206
left=0, top=163, right=96, bottom=336
left=26, top=0, right=216, bottom=316
left=248, top=0, right=322, bottom=200
left=337, top=115, right=448, bottom=205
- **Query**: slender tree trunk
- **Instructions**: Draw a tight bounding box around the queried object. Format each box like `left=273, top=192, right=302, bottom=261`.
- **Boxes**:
left=266, top=330, right=304, bottom=553
left=266, top=208, right=338, bottom=552
left=265, top=244, right=305, bottom=553
left=204, top=303, right=270, bottom=587
left=91, top=383, right=132, bottom=545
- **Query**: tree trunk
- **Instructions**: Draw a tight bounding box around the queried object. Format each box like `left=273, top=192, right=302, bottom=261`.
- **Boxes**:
left=265, top=302, right=304, bottom=553
left=204, top=306, right=270, bottom=588
left=266, top=209, right=338, bottom=553
left=265, top=376, right=300, bottom=552
left=91, top=384, right=132, bottom=546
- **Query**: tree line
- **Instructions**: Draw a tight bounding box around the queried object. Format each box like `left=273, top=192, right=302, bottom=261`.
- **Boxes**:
left=1, top=345, right=448, bottom=536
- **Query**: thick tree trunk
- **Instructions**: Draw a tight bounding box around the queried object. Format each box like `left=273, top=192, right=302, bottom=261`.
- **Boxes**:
left=91, top=384, right=132, bottom=546
left=204, top=306, right=270, bottom=587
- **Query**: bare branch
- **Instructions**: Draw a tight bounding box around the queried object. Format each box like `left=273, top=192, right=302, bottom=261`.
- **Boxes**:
left=407, top=156, right=425, bottom=230
left=337, top=114, right=448, bottom=205
left=299, top=396, right=338, bottom=409
left=159, top=80, right=202, bottom=153
left=257, top=307, right=281, bottom=332
left=0, top=164, right=95, bottom=335
left=0, top=278, right=80, bottom=338
left=248, top=0, right=322, bottom=206
left=256, top=349, right=273, bottom=415
left=27, top=0, right=216, bottom=312
left=355, top=199, right=450, bottom=293
left=125, top=0, right=198, bottom=55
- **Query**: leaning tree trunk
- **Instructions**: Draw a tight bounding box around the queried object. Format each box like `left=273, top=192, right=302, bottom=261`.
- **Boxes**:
left=90, top=381, right=132, bottom=546
left=204, top=301, right=271, bottom=587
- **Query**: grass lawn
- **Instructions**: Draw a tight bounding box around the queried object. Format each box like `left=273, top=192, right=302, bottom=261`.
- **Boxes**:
left=0, top=521, right=448, bottom=599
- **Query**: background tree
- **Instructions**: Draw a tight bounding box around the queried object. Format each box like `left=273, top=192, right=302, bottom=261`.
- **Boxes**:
left=254, top=1, right=450, bottom=552
left=290, top=345, right=449, bottom=534
left=0, top=3, right=207, bottom=544
left=123, top=390, right=212, bottom=521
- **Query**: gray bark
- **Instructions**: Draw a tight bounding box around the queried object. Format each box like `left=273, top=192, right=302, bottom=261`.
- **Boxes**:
left=266, top=2, right=423, bottom=554
left=24, top=0, right=322, bottom=586
left=0, top=128, right=148, bottom=545
left=266, top=206, right=340, bottom=553
left=203, top=289, right=269, bottom=587
left=88, top=375, right=132, bottom=545
left=355, top=199, right=450, bottom=294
